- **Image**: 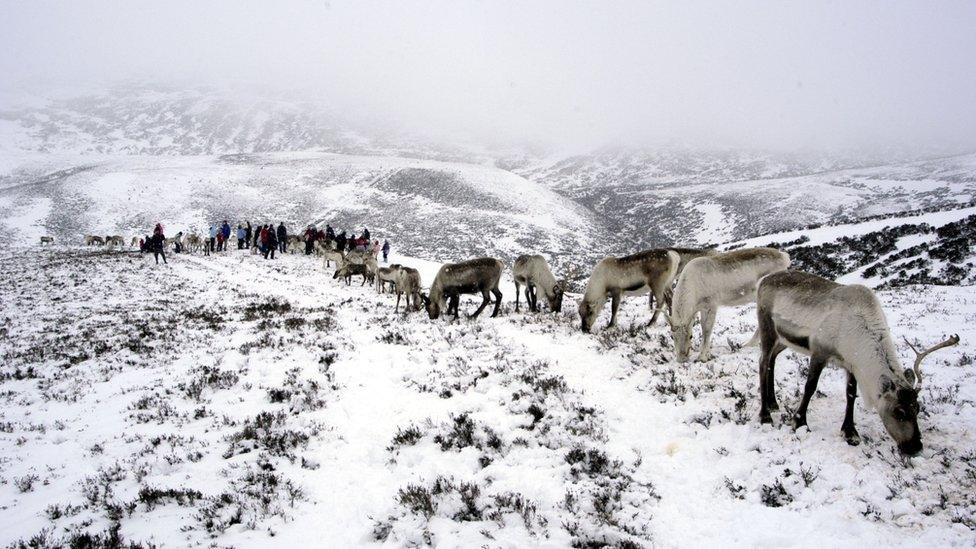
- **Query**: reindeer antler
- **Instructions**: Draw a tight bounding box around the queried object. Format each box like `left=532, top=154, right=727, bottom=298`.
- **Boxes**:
left=903, top=334, right=960, bottom=388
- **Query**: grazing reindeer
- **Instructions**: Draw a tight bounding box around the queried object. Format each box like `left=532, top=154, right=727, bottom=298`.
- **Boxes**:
left=513, top=254, right=565, bottom=313
left=89, top=236, right=105, bottom=246
left=130, top=236, right=139, bottom=247
left=421, top=258, right=504, bottom=319
left=578, top=249, right=679, bottom=333
left=333, top=258, right=371, bottom=286
left=321, top=246, right=345, bottom=269
left=670, top=247, right=790, bottom=362
left=394, top=266, right=423, bottom=313
left=376, top=266, right=398, bottom=294
left=39, top=236, right=54, bottom=246
left=106, top=235, right=125, bottom=247
left=756, top=270, right=959, bottom=455
left=662, top=247, right=718, bottom=309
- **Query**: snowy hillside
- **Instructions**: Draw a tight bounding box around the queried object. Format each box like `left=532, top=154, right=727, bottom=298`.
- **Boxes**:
left=0, top=245, right=973, bottom=547
left=518, top=151, right=976, bottom=251
left=0, top=152, right=603, bottom=265
left=727, top=204, right=976, bottom=288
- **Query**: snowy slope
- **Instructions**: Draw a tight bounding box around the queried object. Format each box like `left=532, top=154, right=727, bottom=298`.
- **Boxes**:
left=0, top=245, right=973, bottom=547
left=0, top=152, right=603, bottom=264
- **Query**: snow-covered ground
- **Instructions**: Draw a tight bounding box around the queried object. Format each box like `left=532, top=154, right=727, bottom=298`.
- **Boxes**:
left=1, top=245, right=973, bottom=547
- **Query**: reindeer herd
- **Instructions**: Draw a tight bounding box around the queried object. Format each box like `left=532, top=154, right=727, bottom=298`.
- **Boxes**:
left=55, top=229, right=960, bottom=457
left=322, top=240, right=958, bottom=458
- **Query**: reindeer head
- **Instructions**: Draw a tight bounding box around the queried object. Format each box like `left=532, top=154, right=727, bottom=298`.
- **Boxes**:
left=421, top=293, right=439, bottom=319
left=332, top=267, right=344, bottom=280
left=549, top=280, right=566, bottom=313
left=670, top=318, right=693, bottom=363
left=579, top=298, right=597, bottom=332
left=878, top=334, right=959, bottom=455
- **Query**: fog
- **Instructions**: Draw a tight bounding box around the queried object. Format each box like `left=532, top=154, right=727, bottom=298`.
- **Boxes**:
left=2, top=0, right=975, bottom=152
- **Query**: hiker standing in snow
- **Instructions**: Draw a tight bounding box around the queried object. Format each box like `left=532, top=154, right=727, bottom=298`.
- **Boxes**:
left=304, top=225, right=315, bottom=255
left=362, top=228, right=370, bottom=242
left=371, top=239, right=381, bottom=258
left=277, top=222, right=288, bottom=254
left=382, top=239, right=391, bottom=263
left=266, top=225, right=278, bottom=259
left=208, top=225, right=217, bottom=253
left=237, top=225, right=246, bottom=250
left=220, top=221, right=231, bottom=251
left=150, top=223, right=167, bottom=265
left=245, top=222, right=253, bottom=248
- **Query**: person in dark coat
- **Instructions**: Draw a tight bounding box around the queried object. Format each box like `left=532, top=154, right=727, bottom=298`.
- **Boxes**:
left=277, top=223, right=288, bottom=254
left=335, top=231, right=347, bottom=253
left=382, top=239, right=391, bottom=263
left=362, top=228, right=370, bottom=242
left=252, top=223, right=261, bottom=250
left=266, top=225, right=278, bottom=259
left=325, top=225, right=335, bottom=242
left=245, top=222, right=253, bottom=246
left=303, top=226, right=316, bottom=255
left=150, top=223, right=167, bottom=264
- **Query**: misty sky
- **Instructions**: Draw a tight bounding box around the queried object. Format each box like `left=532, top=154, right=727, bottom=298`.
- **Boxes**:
left=2, top=0, right=975, bottom=152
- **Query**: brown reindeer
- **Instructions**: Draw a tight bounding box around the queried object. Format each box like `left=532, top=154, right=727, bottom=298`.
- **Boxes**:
left=578, top=249, right=679, bottom=332
left=421, top=258, right=504, bottom=319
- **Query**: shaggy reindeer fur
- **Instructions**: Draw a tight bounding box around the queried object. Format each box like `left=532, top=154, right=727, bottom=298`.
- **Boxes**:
left=578, top=249, right=679, bottom=333
left=423, top=258, right=504, bottom=319
left=670, top=247, right=790, bottom=362
left=755, top=270, right=951, bottom=455
left=513, top=254, right=565, bottom=313
left=321, top=246, right=345, bottom=269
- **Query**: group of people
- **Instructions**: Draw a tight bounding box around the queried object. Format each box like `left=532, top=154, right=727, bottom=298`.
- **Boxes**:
left=301, top=224, right=391, bottom=262
left=142, top=221, right=392, bottom=265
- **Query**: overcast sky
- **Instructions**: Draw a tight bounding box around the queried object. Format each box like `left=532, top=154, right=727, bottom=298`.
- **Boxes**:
left=2, top=0, right=974, bottom=152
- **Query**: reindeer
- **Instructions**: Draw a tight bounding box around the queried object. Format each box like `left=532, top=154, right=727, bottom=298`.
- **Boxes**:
left=185, top=234, right=202, bottom=253
left=394, top=266, right=423, bottom=313
left=39, top=236, right=54, bottom=246
left=106, top=235, right=125, bottom=247
left=376, top=266, right=398, bottom=294
left=89, top=236, right=105, bottom=246
left=513, top=254, right=565, bottom=313
left=130, top=236, right=139, bottom=247
left=421, top=258, right=504, bottom=319
left=578, top=249, right=679, bottom=333
left=662, top=247, right=718, bottom=309
left=321, top=244, right=345, bottom=269
left=670, top=247, right=790, bottom=362
left=333, top=258, right=371, bottom=286
left=756, top=270, right=959, bottom=455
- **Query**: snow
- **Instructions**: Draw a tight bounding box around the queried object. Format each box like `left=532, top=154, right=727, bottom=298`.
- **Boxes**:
left=1, top=245, right=973, bottom=547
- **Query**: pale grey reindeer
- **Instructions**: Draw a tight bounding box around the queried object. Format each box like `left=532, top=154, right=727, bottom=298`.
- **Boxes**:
left=578, top=249, right=679, bottom=333
left=376, top=265, right=399, bottom=294
left=661, top=247, right=718, bottom=310
left=756, top=270, right=959, bottom=455
left=670, top=247, right=790, bottom=362
left=393, top=266, right=423, bottom=313
left=421, top=258, right=504, bottom=319
left=513, top=254, right=565, bottom=313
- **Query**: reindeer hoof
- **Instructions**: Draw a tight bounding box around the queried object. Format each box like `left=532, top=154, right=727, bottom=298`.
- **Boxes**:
left=791, top=416, right=807, bottom=431
left=759, top=413, right=773, bottom=425
left=843, top=430, right=861, bottom=446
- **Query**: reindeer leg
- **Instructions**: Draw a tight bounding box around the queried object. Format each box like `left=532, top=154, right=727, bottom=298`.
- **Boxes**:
left=470, top=290, right=491, bottom=318
left=793, top=354, right=828, bottom=430
left=841, top=371, right=861, bottom=445
left=515, top=281, right=521, bottom=312
left=765, top=343, right=784, bottom=411
left=608, top=291, right=621, bottom=329
left=648, top=280, right=667, bottom=326
left=758, top=308, right=778, bottom=424
left=394, top=291, right=401, bottom=313
left=697, top=306, right=717, bottom=362
left=450, top=294, right=461, bottom=319
left=491, top=287, right=502, bottom=317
